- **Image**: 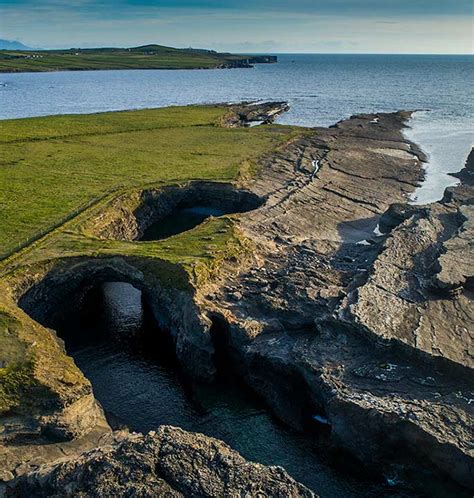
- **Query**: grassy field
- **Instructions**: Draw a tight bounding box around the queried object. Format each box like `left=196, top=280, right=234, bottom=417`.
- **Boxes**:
left=0, top=44, right=274, bottom=72
left=0, top=105, right=297, bottom=255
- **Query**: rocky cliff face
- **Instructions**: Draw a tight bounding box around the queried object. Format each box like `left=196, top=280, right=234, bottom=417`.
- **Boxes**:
left=200, top=117, right=473, bottom=490
left=341, top=200, right=473, bottom=368
left=16, top=257, right=215, bottom=383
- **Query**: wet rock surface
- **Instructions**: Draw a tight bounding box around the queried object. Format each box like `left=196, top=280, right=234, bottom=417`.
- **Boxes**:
left=6, top=427, right=314, bottom=498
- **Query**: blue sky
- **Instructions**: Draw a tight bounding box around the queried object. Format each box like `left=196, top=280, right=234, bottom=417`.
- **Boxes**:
left=1, top=0, right=473, bottom=53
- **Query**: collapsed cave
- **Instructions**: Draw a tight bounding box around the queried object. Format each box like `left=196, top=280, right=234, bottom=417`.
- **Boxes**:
left=43, top=281, right=176, bottom=359
left=18, top=265, right=159, bottom=335
left=91, top=181, right=265, bottom=242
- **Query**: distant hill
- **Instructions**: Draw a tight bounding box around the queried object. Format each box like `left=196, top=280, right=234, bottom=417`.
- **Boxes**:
left=0, top=43, right=277, bottom=73
left=0, top=39, right=33, bottom=50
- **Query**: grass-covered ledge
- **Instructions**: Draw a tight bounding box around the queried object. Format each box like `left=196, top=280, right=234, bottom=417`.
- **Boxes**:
left=0, top=103, right=301, bottom=433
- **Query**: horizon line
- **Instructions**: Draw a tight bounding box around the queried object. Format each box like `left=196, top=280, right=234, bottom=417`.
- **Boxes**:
left=2, top=47, right=473, bottom=57
left=244, top=52, right=474, bottom=56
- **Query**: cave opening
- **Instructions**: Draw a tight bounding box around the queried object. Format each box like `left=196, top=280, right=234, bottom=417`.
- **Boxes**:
left=208, top=313, right=239, bottom=377
left=58, top=281, right=175, bottom=363
left=16, top=277, right=393, bottom=496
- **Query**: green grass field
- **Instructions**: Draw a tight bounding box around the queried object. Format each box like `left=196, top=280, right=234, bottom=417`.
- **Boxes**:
left=0, top=44, right=269, bottom=72
left=0, top=105, right=296, bottom=255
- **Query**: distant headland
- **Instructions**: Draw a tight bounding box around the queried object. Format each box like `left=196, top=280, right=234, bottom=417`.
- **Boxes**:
left=0, top=44, right=277, bottom=73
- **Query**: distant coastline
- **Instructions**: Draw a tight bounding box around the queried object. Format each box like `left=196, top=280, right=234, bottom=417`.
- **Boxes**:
left=0, top=44, right=277, bottom=73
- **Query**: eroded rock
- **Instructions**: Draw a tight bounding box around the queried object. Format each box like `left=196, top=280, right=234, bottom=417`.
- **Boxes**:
left=2, top=111, right=472, bottom=496
left=434, top=205, right=474, bottom=293
left=221, top=101, right=290, bottom=127
left=7, top=427, right=314, bottom=498
left=202, top=115, right=473, bottom=491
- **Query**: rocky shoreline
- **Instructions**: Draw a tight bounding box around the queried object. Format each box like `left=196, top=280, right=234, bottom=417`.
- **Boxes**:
left=1, top=103, right=472, bottom=496
left=202, top=112, right=473, bottom=491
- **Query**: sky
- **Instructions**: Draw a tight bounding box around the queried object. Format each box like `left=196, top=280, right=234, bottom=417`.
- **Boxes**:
left=0, top=0, right=473, bottom=54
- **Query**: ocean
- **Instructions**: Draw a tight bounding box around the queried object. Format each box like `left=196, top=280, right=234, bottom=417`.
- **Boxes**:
left=1, top=54, right=473, bottom=203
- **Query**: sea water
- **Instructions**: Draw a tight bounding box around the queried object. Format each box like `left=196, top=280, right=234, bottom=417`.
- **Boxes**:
left=1, top=54, right=473, bottom=203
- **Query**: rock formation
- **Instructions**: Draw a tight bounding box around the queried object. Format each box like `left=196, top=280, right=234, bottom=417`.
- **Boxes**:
left=7, top=427, right=313, bottom=497
left=221, top=101, right=290, bottom=127
left=201, top=117, right=473, bottom=490
left=1, top=104, right=472, bottom=496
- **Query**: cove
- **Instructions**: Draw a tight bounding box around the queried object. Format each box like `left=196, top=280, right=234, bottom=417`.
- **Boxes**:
left=57, top=281, right=389, bottom=498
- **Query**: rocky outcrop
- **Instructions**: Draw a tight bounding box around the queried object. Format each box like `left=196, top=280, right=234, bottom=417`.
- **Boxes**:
left=451, top=148, right=474, bottom=186
left=339, top=149, right=474, bottom=369
left=201, top=115, right=473, bottom=491
left=7, top=426, right=314, bottom=497
left=2, top=109, right=472, bottom=496
left=218, top=55, right=278, bottom=69
left=434, top=205, right=473, bottom=293
left=378, top=202, right=428, bottom=233
left=221, top=101, right=290, bottom=127
left=443, top=148, right=474, bottom=206
left=0, top=283, right=105, bottom=445
left=340, top=203, right=473, bottom=368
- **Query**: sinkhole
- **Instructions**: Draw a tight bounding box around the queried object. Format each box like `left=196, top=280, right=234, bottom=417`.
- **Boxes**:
left=92, top=182, right=264, bottom=242
left=136, top=183, right=263, bottom=241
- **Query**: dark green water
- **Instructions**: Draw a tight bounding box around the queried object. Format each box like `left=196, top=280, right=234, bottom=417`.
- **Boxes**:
left=140, top=206, right=225, bottom=241
left=61, top=282, right=428, bottom=497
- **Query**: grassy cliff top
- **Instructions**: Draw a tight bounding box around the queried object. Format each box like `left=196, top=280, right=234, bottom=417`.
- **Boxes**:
left=0, top=105, right=297, bottom=256
left=0, top=103, right=303, bottom=421
left=0, top=44, right=274, bottom=72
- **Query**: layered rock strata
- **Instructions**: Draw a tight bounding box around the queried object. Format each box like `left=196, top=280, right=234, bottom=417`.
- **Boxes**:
left=201, top=116, right=473, bottom=490
left=1, top=106, right=472, bottom=495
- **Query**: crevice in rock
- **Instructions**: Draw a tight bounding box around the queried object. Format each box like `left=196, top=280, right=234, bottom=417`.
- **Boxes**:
left=13, top=269, right=388, bottom=496
left=208, top=313, right=333, bottom=435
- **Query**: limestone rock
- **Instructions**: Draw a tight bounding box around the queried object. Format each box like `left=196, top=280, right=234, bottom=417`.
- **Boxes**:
left=221, top=101, right=290, bottom=127
left=434, top=205, right=474, bottom=293
left=7, top=427, right=314, bottom=498
left=204, top=112, right=474, bottom=491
